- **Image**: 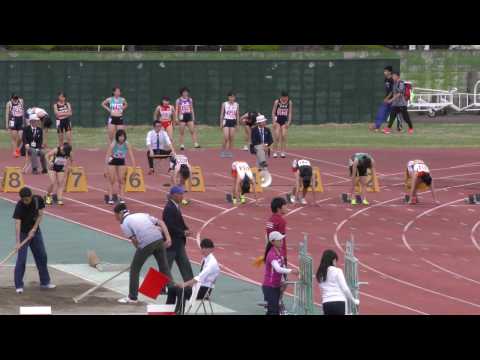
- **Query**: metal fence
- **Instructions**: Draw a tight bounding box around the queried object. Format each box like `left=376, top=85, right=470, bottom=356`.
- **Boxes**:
left=345, top=237, right=361, bottom=315
left=289, top=234, right=315, bottom=315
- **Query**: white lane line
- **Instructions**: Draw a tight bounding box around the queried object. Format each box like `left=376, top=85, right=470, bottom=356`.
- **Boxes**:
left=284, top=151, right=346, bottom=169
left=470, top=221, right=480, bottom=252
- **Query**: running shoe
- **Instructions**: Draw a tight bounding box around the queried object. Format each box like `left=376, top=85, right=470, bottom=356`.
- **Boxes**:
left=194, top=143, right=201, bottom=149
left=45, top=195, right=53, bottom=206
left=362, top=199, right=369, bottom=206
left=351, top=199, right=358, bottom=205
left=16, top=288, right=23, bottom=294
left=300, top=198, right=307, bottom=205
left=289, top=195, right=296, bottom=204
left=382, top=128, right=391, bottom=134
left=180, top=145, right=185, bottom=151
left=14, top=148, right=20, bottom=158
left=273, top=153, right=278, bottom=158
left=118, top=297, right=138, bottom=304
left=281, top=153, right=286, bottom=158
left=107, top=198, right=115, bottom=205
left=119, top=199, right=126, bottom=204
left=240, top=195, right=246, bottom=204
left=57, top=200, right=64, bottom=206
left=242, top=145, right=249, bottom=151
left=40, top=284, right=57, bottom=290
left=181, top=199, right=189, bottom=206
left=232, top=198, right=238, bottom=205
left=408, top=128, right=414, bottom=135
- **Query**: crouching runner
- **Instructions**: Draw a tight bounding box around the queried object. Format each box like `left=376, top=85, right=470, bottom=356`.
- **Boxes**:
left=169, top=154, right=191, bottom=206
left=407, top=160, right=439, bottom=204
left=287, top=159, right=317, bottom=205
left=45, top=143, right=73, bottom=206
left=230, top=161, right=258, bottom=205
left=349, top=153, right=376, bottom=206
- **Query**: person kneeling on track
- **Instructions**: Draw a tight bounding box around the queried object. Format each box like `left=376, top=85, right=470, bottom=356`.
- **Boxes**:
left=105, top=129, right=136, bottom=205
left=262, top=231, right=299, bottom=315
left=146, top=120, right=175, bottom=175
left=406, top=160, right=439, bottom=205
left=230, top=161, right=258, bottom=205
left=45, top=143, right=73, bottom=206
left=169, top=154, right=191, bottom=206
left=349, top=153, right=376, bottom=206
left=288, top=159, right=317, bottom=205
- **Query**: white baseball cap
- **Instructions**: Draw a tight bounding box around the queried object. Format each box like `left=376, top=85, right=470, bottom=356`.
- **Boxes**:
left=269, top=231, right=286, bottom=242
left=256, top=115, right=267, bottom=123
left=29, top=114, right=40, bottom=121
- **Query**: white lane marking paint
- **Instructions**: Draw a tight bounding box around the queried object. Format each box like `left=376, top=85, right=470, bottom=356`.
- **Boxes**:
left=367, top=232, right=375, bottom=236
left=415, top=227, right=422, bottom=231
left=470, top=221, right=480, bottom=252
left=372, top=253, right=381, bottom=256
left=234, top=252, right=242, bottom=256
left=432, top=232, right=441, bottom=236
left=285, top=207, right=305, bottom=217
left=359, top=291, right=429, bottom=315
left=236, top=232, right=244, bottom=235
left=384, top=237, right=393, bottom=241
left=441, top=218, right=449, bottom=222
left=220, top=226, right=228, bottom=230
left=284, top=151, right=346, bottom=169
left=253, top=217, right=262, bottom=221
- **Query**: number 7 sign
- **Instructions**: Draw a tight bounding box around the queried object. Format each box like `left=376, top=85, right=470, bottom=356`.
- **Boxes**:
left=65, top=166, right=88, bottom=193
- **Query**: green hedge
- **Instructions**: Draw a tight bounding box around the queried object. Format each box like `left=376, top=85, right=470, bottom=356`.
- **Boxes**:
left=7, top=45, right=56, bottom=51
left=240, top=45, right=281, bottom=51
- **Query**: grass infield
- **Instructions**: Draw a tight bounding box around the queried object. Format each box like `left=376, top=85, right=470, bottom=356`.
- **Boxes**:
left=1, top=123, right=479, bottom=150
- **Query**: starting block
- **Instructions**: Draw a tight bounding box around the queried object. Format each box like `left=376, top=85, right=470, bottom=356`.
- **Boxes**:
left=404, top=195, right=419, bottom=204
left=354, top=168, right=380, bottom=193
left=185, top=166, right=205, bottom=192
left=1, top=167, right=24, bottom=193
left=19, top=306, right=52, bottom=315
left=125, top=167, right=145, bottom=192
left=64, top=166, right=88, bottom=193
left=250, top=168, right=264, bottom=193
left=104, top=194, right=119, bottom=204
left=341, top=194, right=362, bottom=204
left=465, top=194, right=480, bottom=204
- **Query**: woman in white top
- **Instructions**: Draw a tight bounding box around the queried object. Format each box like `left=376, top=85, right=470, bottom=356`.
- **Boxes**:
left=316, top=249, right=360, bottom=315
left=219, top=92, right=239, bottom=158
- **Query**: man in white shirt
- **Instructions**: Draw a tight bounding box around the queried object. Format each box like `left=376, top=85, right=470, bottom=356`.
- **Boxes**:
left=166, top=238, right=220, bottom=314
left=113, top=203, right=175, bottom=304
left=27, top=107, right=52, bottom=146
left=146, top=120, right=176, bottom=175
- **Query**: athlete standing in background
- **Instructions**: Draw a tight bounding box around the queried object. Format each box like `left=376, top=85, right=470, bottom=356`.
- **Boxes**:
left=154, top=97, right=176, bottom=142
left=6, top=94, right=25, bottom=158
left=176, top=88, right=200, bottom=150
left=53, top=92, right=73, bottom=146
left=102, top=87, right=128, bottom=144
left=272, top=92, right=293, bottom=159
left=219, top=92, right=239, bottom=158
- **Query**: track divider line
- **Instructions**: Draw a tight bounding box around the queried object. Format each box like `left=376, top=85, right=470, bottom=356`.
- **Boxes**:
left=359, top=291, right=429, bottom=315
left=470, top=221, right=480, bottom=252
left=420, top=258, right=480, bottom=286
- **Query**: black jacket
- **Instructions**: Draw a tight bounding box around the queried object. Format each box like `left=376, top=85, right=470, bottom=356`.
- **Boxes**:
left=22, top=125, right=43, bottom=149
left=162, top=199, right=189, bottom=249
left=251, top=126, right=274, bottom=147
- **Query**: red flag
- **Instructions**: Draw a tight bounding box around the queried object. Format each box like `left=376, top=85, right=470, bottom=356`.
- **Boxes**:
left=139, top=268, right=170, bottom=299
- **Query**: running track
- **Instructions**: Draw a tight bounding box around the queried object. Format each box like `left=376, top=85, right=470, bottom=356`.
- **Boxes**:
left=2, top=147, right=480, bottom=315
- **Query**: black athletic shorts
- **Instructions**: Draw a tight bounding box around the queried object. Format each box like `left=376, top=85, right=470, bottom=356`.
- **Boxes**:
left=109, top=116, right=124, bottom=126
left=108, top=158, right=126, bottom=166
left=223, top=119, right=237, bottom=128
left=149, top=149, right=172, bottom=157
left=276, top=117, right=288, bottom=126
left=349, top=165, right=368, bottom=177
left=51, top=164, right=65, bottom=173
left=57, top=118, right=72, bottom=133
left=9, top=117, right=24, bottom=131
left=180, top=113, right=193, bottom=122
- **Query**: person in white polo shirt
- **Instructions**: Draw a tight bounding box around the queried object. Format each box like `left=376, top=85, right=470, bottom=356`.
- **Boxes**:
left=166, top=238, right=220, bottom=314
left=113, top=203, right=174, bottom=304
left=316, top=249, right=360, bottom=315
left=146, top=120, right=176, bottom=175
left=27, top=107, right=52, bottom=147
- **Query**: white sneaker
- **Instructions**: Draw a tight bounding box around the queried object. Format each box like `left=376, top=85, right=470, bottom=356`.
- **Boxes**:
left=300, top=198, right=307, bottom=205
left=180, top=145, right=185, bottom=151
left=281, top=153, right=286, bottom=158
left=290, top=195, right=296, bottom=204
left=118, top=297, right=138, bottom=304
left=243, top=145, right=249, bottom=151
left=40, top=284, right=56, bottom=290
left=273, top=153, right=278, bottom=158
left=16, top=288, right=23, bottom=294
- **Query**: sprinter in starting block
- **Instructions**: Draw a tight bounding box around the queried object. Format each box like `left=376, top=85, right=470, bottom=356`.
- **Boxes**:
left=227, top=161, right=258, bottom=205
left=169, top=154, right=191, bottom=205
left=405, top=160, right=439, bottom=205
left=287, top=159, right=317, bottom=205
left=347, top=153, right=377, bottom=206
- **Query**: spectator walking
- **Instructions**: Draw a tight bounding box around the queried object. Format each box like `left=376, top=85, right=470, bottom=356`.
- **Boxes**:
left=166, top=238, right=220, bottom=314
left=266, top=197, right=288, bottom=262
left=262, top=231, right=299, bottom=315
left=13, top=187, right=56, bottom=294
left=162, top=186, right=194, bottom=282
left=113, top=203, right=174, bottom=304
left=22, top=115, right=48, bottom=174
left=383, top=71, right=414, bottom=134
left=372, top=66, right=394, bottom=131
left=316, top=249, right=360, bottom=315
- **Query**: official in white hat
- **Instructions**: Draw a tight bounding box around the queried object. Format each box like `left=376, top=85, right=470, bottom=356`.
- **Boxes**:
left=250, top=114, right=274, bottom=172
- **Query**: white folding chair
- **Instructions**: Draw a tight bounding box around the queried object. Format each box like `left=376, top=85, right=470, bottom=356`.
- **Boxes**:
left=184, top=281, right=216, bottom=315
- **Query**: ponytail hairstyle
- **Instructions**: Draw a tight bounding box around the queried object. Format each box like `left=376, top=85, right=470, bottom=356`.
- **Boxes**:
left=62, top=143, right=72, bottom=157
left=179, top=164, right=190, bottom=181
left=316, top=250, right=339, bottom=283
left=421, top=173, right=432, bottom=186
left=263, top=240, right=274, bottom=263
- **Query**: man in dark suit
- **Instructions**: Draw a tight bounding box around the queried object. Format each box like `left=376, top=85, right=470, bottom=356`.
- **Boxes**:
left=251, top=115, right=274, bottom=170
left=22, top=116, right=47, bottom=174
left=162, top=186, right=194, bottom=282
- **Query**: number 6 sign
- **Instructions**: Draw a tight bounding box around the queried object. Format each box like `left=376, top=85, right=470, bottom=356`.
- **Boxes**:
left=125, top=167, right=146, bottom=192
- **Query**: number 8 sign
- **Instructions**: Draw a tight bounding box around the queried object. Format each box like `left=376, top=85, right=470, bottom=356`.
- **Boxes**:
left=1, top=167, right=25, bottom=193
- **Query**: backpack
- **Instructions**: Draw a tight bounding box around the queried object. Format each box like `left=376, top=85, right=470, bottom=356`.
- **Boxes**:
left=404, top=82, right=412, bottom=101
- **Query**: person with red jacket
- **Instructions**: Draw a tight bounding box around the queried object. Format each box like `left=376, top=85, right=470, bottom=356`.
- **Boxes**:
left=266, top=197, right=288, bottom=262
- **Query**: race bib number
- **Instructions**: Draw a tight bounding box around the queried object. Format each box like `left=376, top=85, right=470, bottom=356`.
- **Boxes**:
left=277, top=108, right=288, bottom=116
left=414, top=164, right=429, bottom=173
left=298, top=160, right=311, bottom=168
left=111, top=103, right=123, bottom=112
left=9, top=120, right=14, bottom=128
left=181, top=104, right=191, bottom=114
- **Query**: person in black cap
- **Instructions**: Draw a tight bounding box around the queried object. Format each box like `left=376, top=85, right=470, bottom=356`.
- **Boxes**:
left=162, top=186, right=194, bottom=282
left=372, top=66, right=394, bottom=131
left=12, top=187, right=56, bottom=294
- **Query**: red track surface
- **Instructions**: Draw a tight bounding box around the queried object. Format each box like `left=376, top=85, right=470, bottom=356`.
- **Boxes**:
left=2, top=147, right=480, bottom=315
